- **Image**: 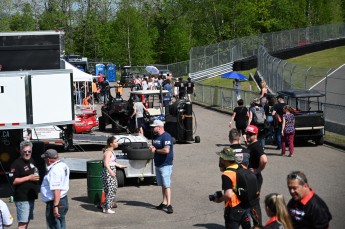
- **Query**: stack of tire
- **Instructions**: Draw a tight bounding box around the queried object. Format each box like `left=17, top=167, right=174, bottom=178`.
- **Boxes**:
left=114, top=142, right=154, bottom=187
left=122, top=142, right=153, bottom=160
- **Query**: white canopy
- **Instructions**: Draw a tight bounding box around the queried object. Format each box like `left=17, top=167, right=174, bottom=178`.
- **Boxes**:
left=62, top=60, right=93, bottom=82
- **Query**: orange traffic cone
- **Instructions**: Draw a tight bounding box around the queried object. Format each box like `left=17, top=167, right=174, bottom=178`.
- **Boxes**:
left=99, top=191, right=106, bottom=207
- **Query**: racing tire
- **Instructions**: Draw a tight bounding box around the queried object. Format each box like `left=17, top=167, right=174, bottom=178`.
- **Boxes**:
left=315, top=136, right=324, bottom=145
left=122, top=142, right=148, bottom=153
left=194, top=136, right=201, bottom=143
left=116, top=169, right=125, bottom=187
left=126, top=147, right=153, bottom=160
left=99, top=116, right=105, bottom=131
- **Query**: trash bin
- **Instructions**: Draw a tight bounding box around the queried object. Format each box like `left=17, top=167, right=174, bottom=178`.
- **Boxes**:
left=87, top=160, right=103, bottom=205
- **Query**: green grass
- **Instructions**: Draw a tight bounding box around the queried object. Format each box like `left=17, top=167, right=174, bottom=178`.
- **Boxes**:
left=288, top=46, right=345, bottom=69
left=201, top=69, right=258, bottom=91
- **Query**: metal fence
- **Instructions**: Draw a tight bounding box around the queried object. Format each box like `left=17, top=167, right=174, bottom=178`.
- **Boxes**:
left=189, top=23, right=345, bottom=73
left=193, top=83, right=258, bottom=110
left=257, top=46, right=345, bottom=135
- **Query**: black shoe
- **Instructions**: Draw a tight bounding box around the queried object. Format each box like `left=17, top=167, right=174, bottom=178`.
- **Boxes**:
left=155, top=203, right=167, bottom=210
left=166, top=205, right=173, bottom=214
left=276, top=147, right=281, bottom=150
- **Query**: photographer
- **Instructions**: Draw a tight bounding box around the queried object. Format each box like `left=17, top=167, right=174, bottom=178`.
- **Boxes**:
left=212, top=148, right=251, bottom=229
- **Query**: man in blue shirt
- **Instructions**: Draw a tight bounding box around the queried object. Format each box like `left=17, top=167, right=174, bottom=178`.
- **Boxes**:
left=149, top=120, right=174, bottom=214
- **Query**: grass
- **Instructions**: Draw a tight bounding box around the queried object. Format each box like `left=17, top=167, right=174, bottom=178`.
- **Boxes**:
left=288, top=46, right=345, bottom=69
left=201, top=69, right=258, bottom=91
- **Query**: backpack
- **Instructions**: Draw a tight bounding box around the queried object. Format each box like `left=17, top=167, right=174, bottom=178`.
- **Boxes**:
left=251, top=107, right=265, bottom=125
left=227, top=165, right=259, bottom=207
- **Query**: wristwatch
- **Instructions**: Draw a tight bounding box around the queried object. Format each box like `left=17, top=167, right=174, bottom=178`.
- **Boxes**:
left=53, top=205, right=59, bottom=208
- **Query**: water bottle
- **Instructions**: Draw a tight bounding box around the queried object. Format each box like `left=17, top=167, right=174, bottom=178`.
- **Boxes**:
left=34, top=167, right=39, bottom=176
left=34, top=167, right=39, bottom=183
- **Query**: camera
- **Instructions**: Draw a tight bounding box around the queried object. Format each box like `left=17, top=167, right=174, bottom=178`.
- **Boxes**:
left=209, top=191, right=223, bottom=201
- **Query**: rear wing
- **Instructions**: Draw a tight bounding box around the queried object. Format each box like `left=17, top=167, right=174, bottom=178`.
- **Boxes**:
left=0, top=69, right=74, bottom=129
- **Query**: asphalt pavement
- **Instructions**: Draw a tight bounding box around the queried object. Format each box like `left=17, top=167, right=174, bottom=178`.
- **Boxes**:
left=1, top=94, right=345, bottom=228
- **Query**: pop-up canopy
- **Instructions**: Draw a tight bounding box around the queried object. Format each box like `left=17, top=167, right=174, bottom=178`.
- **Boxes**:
left=62, top=59, right=93, bottom=82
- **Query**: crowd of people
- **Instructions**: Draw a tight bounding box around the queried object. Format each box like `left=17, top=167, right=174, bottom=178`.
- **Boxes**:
left=8, top=141, right=70, bottom=229
left=230, top=81, right=295, bottom=156
left=216, top=80, right=332, bottom=228
left=212, top=127, right=332, bottom=229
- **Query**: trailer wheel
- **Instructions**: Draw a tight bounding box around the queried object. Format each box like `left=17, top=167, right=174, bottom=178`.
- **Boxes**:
left=116, top=169, right=125, bottom=187
left=99, top=116, right=105, bottom=131
left=315, top=136, right=324, bottom=145
left=126, top=147, right=153, bottom=160
left=112, top=120, right=122, bottom=133
left=122, top=142, right=148, bottom=153
left=195, top=136, right=201, bottom=143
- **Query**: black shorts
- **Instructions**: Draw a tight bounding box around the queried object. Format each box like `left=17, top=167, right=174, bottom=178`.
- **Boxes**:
left=136, top=117, right=144, bottom=129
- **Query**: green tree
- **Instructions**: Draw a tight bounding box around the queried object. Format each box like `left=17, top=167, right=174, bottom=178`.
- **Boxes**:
left=106, top=5, right=153, bottom=65
left=9, top=3, right=36, bottom=31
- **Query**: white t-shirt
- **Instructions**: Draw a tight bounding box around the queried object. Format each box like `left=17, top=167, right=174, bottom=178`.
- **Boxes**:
left=0, top=200, right=13, bottom=228
left=41, top=161, right=70, bottom=202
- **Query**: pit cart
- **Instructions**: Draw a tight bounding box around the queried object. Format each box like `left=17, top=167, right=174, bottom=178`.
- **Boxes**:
left=277, top=89, right=325, bottom=145
left=62, top=134, right=156, bottom=187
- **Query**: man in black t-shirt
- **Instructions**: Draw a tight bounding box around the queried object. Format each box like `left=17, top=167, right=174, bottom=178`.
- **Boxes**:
left=228, top=128, right=250, bottom=168
left=272, top=95, right=286, bottom=149
left=9, top=140, right=40, bottom=228
left=246, top=125, right=268, bottom=226
left=287, top=171, right=332, bottom=229
left=230, top=99, right=249, bottom=145
left=186, top=77, right=195, bottom=101
left=177, top=77, right=186, bottom=99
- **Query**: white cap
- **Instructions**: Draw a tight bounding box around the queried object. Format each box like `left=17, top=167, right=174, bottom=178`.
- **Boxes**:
left=150, top=120, right=164, bottom=127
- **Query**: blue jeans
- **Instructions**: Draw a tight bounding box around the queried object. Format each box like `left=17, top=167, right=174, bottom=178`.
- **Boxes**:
left=46, top=196, right=68, bottom=229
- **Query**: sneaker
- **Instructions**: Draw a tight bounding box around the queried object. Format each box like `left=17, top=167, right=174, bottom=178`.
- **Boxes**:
left=288, top=154, right=293, bottom=157
left=155, top=203, right=167, bottom=210
left=104, top=209, right=115, bottom=214
left=166, top=205, right=173, bottom=214
left=276, top=147, right=281, bottom=150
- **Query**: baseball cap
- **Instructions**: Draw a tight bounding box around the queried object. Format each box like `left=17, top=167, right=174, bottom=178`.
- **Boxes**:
left=276, top=95, right=284, bottom=99
left=246, top=125, right=258, bottom=135
left=150, top=120, right=164, bottom=127
left=41, top=149, right=58, bottom=159
left=216, top=147, right=236, bottom=161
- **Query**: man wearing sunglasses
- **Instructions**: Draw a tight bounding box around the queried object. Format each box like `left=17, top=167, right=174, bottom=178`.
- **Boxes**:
left=287, top=171, right=332, bottom=229
left=245, top=125, right=268, bottom=226
left=9, top=140, right=40, bottom=229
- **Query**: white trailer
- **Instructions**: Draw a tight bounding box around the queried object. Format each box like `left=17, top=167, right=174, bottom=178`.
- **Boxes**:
left=0, top=69, right=74, bottom=173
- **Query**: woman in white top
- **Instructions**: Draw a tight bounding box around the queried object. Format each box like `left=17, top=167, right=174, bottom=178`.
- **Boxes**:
left=0, top=199, right=13, bottom=228
left=101, top=136, right=127, bottom=214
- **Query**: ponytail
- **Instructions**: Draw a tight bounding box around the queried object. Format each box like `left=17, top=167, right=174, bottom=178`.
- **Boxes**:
left=265, top=193, right=293, bottom=229
left=102, top=136, right=116, bottom=152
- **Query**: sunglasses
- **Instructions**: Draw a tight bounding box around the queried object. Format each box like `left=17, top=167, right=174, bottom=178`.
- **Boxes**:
left=245, top=132, right=255, bottom=136
left=23, top=150, right=32, bottom=154
left=287, top=174, right=305, bottom=184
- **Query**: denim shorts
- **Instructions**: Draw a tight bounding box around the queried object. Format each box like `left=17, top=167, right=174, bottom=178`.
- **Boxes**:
left=155, top=165, right=173, bottom=188
left=15, top=200, right=34, bottom=222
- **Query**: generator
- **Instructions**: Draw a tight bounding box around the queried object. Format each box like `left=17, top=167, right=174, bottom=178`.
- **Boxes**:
left=165, top=99, right=200, bottom=143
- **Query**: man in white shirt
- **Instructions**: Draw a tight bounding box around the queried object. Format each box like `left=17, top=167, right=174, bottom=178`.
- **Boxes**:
left=40, top=149, right=70, bottom=229
left=0, top=199, right=13, bottom=228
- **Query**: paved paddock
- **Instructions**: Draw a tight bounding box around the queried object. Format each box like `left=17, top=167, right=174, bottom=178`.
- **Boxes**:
left=1, top=104, right=345, bottom=228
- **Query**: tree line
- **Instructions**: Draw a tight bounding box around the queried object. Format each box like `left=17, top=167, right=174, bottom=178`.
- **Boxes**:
left=1, top=0, right=344, bottom=66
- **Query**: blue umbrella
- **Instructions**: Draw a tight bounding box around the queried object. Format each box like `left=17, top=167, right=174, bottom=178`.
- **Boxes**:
left=221, top=71, right=248, bottom=81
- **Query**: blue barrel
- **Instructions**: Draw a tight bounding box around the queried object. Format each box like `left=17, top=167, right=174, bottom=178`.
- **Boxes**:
left=106, top=63, right=116, bottom=82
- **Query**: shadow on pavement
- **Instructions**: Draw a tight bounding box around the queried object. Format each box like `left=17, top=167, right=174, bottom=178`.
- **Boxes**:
left=193, top=223, right=224, bottom=228
left=117, top=200, right=155, bottom=209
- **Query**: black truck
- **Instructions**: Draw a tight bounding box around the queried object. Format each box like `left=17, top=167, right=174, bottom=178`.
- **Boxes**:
left=277, top=89, right=325, bottom=145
